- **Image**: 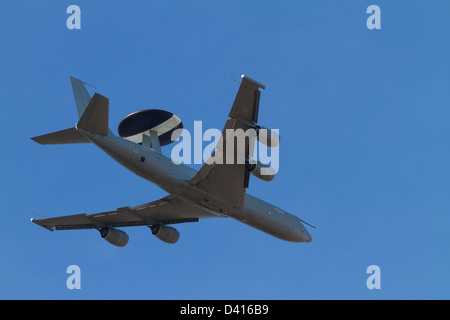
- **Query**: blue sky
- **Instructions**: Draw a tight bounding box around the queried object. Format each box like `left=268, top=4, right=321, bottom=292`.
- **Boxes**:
left=0, top=0, right=449, bottom=299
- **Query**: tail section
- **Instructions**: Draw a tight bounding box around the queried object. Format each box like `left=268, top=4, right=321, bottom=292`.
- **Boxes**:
left=31, top=77, right=110, bottom=145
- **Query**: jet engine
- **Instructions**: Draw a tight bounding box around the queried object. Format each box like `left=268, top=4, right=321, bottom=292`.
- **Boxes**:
left=99, top=227, right=129, bottom=247
left=248, top=161, right=277, bottom=182
left=149, top=224, right=180, bottom=244
left=255, top=125, right=280, bottom=148
left=118, top=109, right=183, bottom=146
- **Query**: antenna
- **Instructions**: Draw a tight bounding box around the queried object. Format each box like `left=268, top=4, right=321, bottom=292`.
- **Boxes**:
left=299, top=218, right=317, bottom=229
left=32, top=212, right=48, bottom=219
left=227, top=77, right=241, bottom=84
left=81, top=80, right=97, bottom=89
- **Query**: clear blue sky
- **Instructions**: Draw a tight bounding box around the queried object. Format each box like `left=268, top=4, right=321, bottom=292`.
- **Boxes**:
left=0, top=0, right=449, bottom=299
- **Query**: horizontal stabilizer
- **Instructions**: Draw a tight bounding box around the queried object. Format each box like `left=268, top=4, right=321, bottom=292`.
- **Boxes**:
left=31, top=127, right=89, bottom=145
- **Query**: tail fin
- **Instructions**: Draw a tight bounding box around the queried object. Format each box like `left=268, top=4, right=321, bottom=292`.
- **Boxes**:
left=32, top=77, right=110, bottom=145
left=70, top=76, right=93, bottom=119
left=77, top=93, right=109, bottom=135
left=31, top=94, right=109, bottom=144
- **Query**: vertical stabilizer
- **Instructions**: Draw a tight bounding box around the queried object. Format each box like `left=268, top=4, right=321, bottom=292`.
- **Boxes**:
left=70, top=76, right=93, bottom=119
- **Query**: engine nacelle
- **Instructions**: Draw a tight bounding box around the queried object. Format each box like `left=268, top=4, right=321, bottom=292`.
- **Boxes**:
left=149, top=224, right=180, bottom=244
left=248, top=161, right=277, bottom=182
left=255, top=126, right=280, bottom=148
left=99, top=227, right=129, bottom=247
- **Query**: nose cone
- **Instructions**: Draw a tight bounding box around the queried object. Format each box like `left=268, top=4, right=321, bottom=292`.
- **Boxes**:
left=303, top=228, right=312, bottom=243
left=291, top=220, right=312, bottom=243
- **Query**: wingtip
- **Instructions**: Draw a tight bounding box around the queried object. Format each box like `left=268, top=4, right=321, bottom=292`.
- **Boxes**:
left=240, top=75, right=266, bottom=90
left=31, top=217, right=54, bottom=232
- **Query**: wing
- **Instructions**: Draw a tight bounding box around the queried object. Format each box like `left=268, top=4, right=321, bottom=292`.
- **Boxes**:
left=31, top=195, right=219, bottom=231
left=189, top=75, right=265, bottom=210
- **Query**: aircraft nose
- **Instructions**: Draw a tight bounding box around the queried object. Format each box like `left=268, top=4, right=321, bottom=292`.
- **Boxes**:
left=303, top=230, right=312, bottom=243
left=290, top=229, right=312, bottom=242
left=297, top=221, right=312, bottom=243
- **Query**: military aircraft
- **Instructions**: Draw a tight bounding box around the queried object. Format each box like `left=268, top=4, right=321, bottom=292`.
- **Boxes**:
left=31, top=75, right=313, bottom=246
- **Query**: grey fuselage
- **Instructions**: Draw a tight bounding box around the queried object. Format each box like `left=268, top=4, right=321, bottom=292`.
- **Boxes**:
left=79, top=128, right=312, bottom=243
